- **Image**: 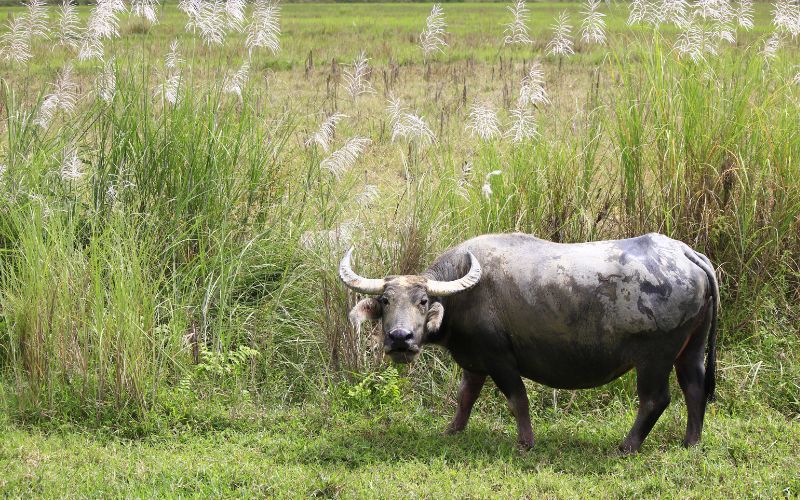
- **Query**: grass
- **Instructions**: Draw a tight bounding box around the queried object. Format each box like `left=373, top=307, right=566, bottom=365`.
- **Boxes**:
left=2, top=400, right=799, bottom=497
left=0, top=1, right=799, bottom=496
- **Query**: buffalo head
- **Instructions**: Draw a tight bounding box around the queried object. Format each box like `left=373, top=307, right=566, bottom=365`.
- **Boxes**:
left=338, top=247, right=482, bottom=363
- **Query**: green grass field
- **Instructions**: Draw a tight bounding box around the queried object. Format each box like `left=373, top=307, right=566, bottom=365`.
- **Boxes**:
left=1, top=1, right=799, bottom=497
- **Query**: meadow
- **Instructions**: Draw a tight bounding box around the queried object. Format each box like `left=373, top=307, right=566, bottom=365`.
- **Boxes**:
left=0, top=0, right=799, bottom=496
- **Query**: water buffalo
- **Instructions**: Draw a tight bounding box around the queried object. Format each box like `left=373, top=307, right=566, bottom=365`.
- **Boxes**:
left=339, top=232, right=718, bottom=454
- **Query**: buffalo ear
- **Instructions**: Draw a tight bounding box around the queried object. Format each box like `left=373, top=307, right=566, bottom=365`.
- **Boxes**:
left=425, top=302, right=444, bottom=333
left=348, top=298, right=382, bottom=334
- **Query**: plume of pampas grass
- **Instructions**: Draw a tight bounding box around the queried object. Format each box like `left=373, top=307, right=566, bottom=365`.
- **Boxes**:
left=420, top=3, right=448, bottom=58
left=246, top=0, right=281, bottom=54
left=518, top=62, right=549, bottom=107
left=546, top=12, right=575, bottom=56
left=772, top=0, right=800, bottom=37
left=628, top=0, right=660, bottom=25
left=356, top=184, right=379, bottom=207
left=467, top=101, right=501, bottom=141
left=155, top=73, right=180, bottom=105
left=132, top=0, right=159, bottom=24
left=661, top=0, right=690, bottom=24
left=482, top=170, right=502, bottom=199
left=675, top=15, right=718, bottom=62
left=504, top=0, right=533, bottom=45
left=762, top=31, right=783, bottom=59
left=506, top=105, right=539, bottom=143
left=35, top=64, right=78, bottom=128
left=196, top=0, right=227, bottom=45
left=60, top=143, right=83, bottom=181
left=79, top=0, right=125, bottom=60
left=223, top=61, right=250, bottom=100
left=387, top=95, right=435, bottom=145
left=96, top=58, right=116, bottom=103
left=321, top=137, right=371, bottom=178
left=581, top=0, right=607, bottom=44
left=57, top=0, right=81, bottom=49
left=735, top=0, right=754, bottom=29
left=225, top=0, right=247, bottom=32
left=166, top=39, right=183, bottom=70
left=307, top=113, right=348, bottom=153
left=25, top=0, right=50, bottom=40
left=78, top=35, right=104, bottom=61
left=343, top=51, right=375, bottom=99
left=1, top=18, right=33, bottom=63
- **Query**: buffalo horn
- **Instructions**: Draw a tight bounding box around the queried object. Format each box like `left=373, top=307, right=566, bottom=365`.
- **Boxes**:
left=426, top=252, right=482, bottom=297
left=339, top=247, right=386, bottom=295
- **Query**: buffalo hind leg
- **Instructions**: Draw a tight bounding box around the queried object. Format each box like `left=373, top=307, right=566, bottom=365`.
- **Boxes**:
left=675, top=326, right=709, bottom=447
left=446, top=370, right=487, bottom=435
left=491, top=371, right=534, bottom=450
left=619, top=365, right=672, bottom=455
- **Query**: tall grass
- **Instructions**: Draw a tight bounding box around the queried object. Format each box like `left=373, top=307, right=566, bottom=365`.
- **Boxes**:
left=0, top=5, right=798, bottom=428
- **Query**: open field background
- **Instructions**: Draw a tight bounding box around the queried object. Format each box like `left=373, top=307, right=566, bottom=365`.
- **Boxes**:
left=1, top=1, right=799, bottom=496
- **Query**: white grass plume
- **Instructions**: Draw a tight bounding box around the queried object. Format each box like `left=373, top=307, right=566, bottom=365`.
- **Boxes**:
left=155, top=73, right=180, bottom=105
left=518, top=61, right=549, bottom=107
left=466, top=101, right=501, bottom=141
left=581, top=0, right=607, bottom=45
left=35, top=64, right=78, bottom=128
left=60, top=143, right=83, bottom=181
left=96, top=57, right=116, bottom=103
left=79, top=0, right=125, bottom=60
left=307, top=112, right=348, bottom=153
left=25, top=0, right=50, bottom=40
left=225, top=0, right=247, bottom=32
left=166, top=39, right=183, bottom=70
left=506, top=104, right=539, bottom=143
left=661, top=0, right=690, bottom=24
left=343, top=51, right=375, bottom=99
left=772, top=0, right=800, bottom=38
left=356, top=184, right=379, bottom=207
left=224, top=60, right=250, bottom=100
left=1, top=17, right=33, bottom=63
left=321, top=137, right=371, bottom=179
left=735, top=0, right=754, bottom=29
left=482, top=170, right=502, bottom=199
left=132, top=0, right=159, bottom=24
left=762, top=31, right=783, bottom=59
left=246, top=0, right=281, bottom=54
left=420, top=3, right=448, bottom=58
left=57, top=0, right=81, bottom=49
left=675, top=14, right=718, bottom=62
left=386, top=95, right=435, bottom=146
left=196, top=0, right=227, bottom=46
left=547, top=12, right=575, bottom=57
left=628, top=0, right=660, bottom=26
left=504, top=0, right=533, bottom=45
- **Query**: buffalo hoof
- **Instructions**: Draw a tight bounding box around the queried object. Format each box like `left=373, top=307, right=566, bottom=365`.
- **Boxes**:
left=682, top=437, right=700, bottom=448
left=517, top=439, right=535, bottom=451
left=617, top=443, right=640, bottom=456
left=444, top=425, right=464, bottom=436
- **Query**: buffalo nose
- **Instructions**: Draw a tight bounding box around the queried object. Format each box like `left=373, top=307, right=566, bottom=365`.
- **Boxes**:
left=388, top=329, right=414, bottom=344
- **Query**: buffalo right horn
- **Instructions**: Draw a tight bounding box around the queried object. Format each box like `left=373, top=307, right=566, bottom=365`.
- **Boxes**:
left=339, top=247, right=385, bottom=295
left=426, top=251, right=482, bottom=297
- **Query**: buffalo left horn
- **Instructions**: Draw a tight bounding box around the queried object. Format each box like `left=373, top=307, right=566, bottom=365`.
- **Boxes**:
left=426, top=251, right=482, bottom=297
left=339, top=247, right=386, bottom=295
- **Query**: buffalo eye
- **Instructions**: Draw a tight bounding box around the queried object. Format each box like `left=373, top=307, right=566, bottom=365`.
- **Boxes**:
left=419, top=298, right=428, bottom=306
left=379, top=296, right=389, bottom=305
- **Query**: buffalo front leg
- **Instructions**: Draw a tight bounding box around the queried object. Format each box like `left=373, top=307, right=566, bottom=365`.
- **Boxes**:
left=446, top=370, right=487, bottom=435
left=491, top=371, right=534, bottom=450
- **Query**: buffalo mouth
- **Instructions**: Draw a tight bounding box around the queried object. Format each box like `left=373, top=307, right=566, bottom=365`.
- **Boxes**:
left=385, top=344, right=420, bottom=364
